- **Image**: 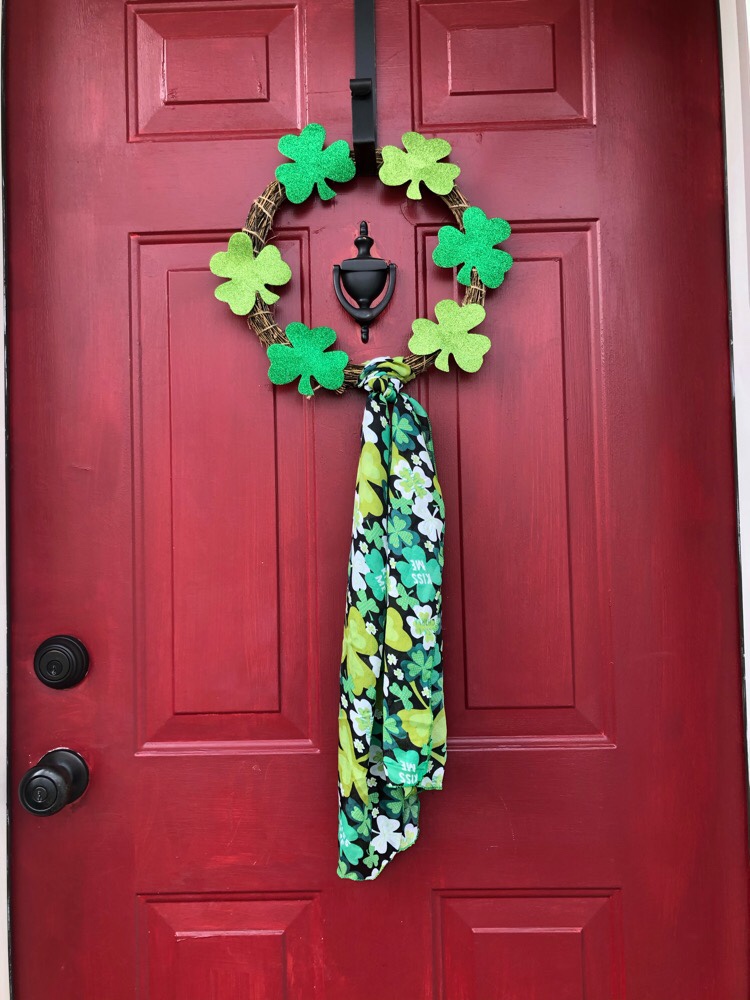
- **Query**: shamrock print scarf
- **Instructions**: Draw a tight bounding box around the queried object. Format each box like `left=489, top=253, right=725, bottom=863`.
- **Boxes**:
left=337, top=358, right=446, bottom=880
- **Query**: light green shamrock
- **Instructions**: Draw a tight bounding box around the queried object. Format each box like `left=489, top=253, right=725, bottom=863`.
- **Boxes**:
left=267, top=322, right=349, bottom=395
left=433, top=207, right=513, bottom=288
left=209, top=232, right=292, bottom=316
left=275, top=123, right=356, bottom=203
left=378, top=131, right=460, bottom=200
left=409, top=299, right=490, bottom=373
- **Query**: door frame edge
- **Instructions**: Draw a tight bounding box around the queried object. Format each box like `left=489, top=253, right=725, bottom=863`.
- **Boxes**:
left=719, top=0, right=750, bottom=782
left=1, top=0, right=10, bottom=995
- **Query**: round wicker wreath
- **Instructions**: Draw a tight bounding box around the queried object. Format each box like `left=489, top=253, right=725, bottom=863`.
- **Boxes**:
left=210, top=125, right=513, bottom=395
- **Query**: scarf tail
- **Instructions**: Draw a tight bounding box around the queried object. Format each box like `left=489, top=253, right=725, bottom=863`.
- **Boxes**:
left=338, top=359, right=445, bottom=881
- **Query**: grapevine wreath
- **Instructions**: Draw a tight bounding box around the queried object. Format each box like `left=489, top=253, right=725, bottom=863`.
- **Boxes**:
left=210, top=123, right=513, bottom=879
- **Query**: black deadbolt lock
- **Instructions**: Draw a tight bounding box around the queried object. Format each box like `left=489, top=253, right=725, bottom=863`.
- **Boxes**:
left=19, top=749, right=89, bottom=816
left=34, top=635, right=89, bottom=689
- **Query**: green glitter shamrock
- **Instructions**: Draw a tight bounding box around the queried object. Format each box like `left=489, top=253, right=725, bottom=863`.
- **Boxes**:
left=267, top=322, right=349, bottom=395
left=275, top=123, right=356, bottom=204
left=378, top=131, right=460, bottom=200
left=209, top=233, right=292, bottom=316
left=408, top=299, right=490, bottom=373
left=433, top=207, right=513, bottom=288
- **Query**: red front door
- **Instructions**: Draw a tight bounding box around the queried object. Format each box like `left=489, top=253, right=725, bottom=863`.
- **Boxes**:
left=7, top=1, right=749, bottom=997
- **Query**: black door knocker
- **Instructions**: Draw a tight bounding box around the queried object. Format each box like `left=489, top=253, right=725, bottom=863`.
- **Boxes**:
left=333, top=222, right=397, bottom=343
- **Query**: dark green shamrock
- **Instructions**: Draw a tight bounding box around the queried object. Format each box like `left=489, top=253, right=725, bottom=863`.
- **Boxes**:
left=404, top=645, right=440, bottom=687
left=433, top=206, right=513, bottom=288
left=395, top=544, right=442, bottom=602
left=409, top=299, right=490, bottom=373
left=378, top=131, right=460, bottom=199
left=384, top=747, right=430, bottom=785
left=267, top=322, right=349, bottom=395
left=387, top=512, right=416, bottom=553
left=275, top=123, right=356, bottom=203
left=209, top=232, right=292, bottom=316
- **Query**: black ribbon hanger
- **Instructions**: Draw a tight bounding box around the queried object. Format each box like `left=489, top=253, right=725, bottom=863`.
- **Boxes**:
left=350, top=0, right=377, bottom=175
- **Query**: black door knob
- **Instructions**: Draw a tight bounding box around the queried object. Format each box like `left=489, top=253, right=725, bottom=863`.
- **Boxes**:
left=19, top=749, right=89, bottom=816
left=34, top=635, right=89, bottom=688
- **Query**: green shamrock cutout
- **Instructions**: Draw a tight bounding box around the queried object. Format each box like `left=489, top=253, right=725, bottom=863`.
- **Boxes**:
left=433, top=207, right=513, bottom=288
left=210, top=233, right=292, bottom=316
left=378, top=131, right=460, bottom=200
left=275, top=123, right=356, bottom=204
left=267, top=322, right=349, bottom=395
left=409, top=299, right=490, bottom=373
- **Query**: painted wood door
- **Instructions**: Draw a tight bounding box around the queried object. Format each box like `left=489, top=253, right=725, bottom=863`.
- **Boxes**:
left=6, top=0, right=749, bottom=997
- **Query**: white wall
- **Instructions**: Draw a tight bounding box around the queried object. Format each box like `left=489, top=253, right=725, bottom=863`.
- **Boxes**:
left=720, top=0, right=750, bottom=763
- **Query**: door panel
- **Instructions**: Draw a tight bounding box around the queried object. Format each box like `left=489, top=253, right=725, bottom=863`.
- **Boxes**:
left=414, top=0, right=593, bottom=127
left=132, top=233, right=317, bottom=747
left=432, top=222, right=611, bottom=739
left=6, top=1, right=748, bottom=998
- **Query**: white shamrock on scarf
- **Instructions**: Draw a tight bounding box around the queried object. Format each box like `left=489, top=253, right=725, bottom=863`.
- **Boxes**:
left=413, top=494, right=442, bottom=541
left=371, top=815, right=402, bottom=854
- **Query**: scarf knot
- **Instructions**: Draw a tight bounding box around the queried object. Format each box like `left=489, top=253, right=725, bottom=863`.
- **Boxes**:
left=358, top=357, right=414, bottom=404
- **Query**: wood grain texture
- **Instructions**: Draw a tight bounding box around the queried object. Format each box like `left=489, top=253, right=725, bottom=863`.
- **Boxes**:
left=5, top=0, right=748, bottom=997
